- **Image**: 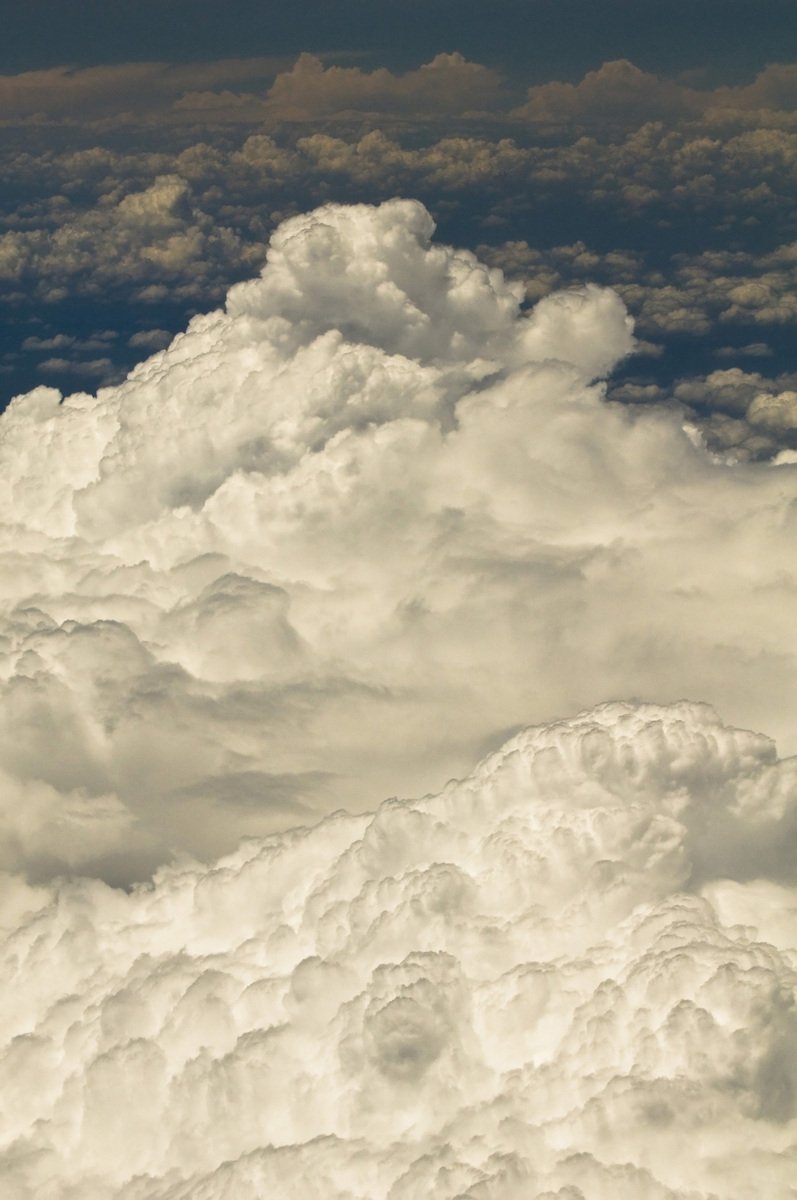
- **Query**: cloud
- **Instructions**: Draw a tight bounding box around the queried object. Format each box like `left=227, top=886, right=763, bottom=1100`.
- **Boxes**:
left=674, top=368, right=797, bottom=458
left=0, top=51, right=505, bottom=133
left=21, top=334, right=76, bottom=352
left=748, top=388, right=797, bottom=433
left=482, top=235, right=797, bottom=345
left=606, top=366, right=797, bottom=461
left=261, top=52, right=505, bottom=120
left=167, top=52, right=510, bottom=128
left=0, top=57, right=288, bottom=124
left=2, top=53, right=796, bottom=137
left=4, top=83, right=797, bottom=397
left=0, top=174, right=266, bottom=303
left=711, top=62, right=797, bottom=116
left=2, top=199, right=797, bottom=883
left=127, top=329, right=174, bottom=351
left=715, top=342, right=773, bottom=358
left=64, top=54, right=793, bottom=138
left=513, top=59, right=701, bottom=126
left=0, top=700, right=794, bottom=1196
left=37, top=356, right=117, bottom=381
left=513, top=59, right=797, bottom=130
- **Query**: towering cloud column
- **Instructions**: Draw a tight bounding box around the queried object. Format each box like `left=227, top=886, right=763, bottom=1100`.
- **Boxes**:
left=0, top=199, right=795, bottom=880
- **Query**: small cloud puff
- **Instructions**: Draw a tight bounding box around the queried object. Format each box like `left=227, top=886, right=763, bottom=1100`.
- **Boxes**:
left=0, top=702, right=794, bottom=1197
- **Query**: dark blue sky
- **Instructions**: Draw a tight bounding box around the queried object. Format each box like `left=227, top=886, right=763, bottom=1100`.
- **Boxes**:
left=1, top=0, right=794, bottom=79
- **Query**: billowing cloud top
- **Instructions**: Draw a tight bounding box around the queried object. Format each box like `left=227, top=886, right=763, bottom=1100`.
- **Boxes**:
left=0, top=199, right=796, bottom=882
left=0, top=700, right=795, bottom=1197
left=261, top=52, right=504, bottom=119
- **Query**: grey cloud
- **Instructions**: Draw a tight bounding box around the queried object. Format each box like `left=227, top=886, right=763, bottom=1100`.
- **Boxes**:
left=609, top=367, right=797, bottom=462
left=34, top=54, right=787, bottom=138
left=1, top=59, right=796, bottom=232
left=174, top=768, right=326, bottom=812
left=261, top=52, right=505, bottom=120
left=0, top=52, right=506, bottom=136
left=513, top=59, right=797, bottom=131
left=715, top=341, right=773, bottom=358
left=0, top=57, right=289, bottom=125
left=481, top=235, right=797, bottom=350
left=38, top=356, right=117, bottom=380
left=22, top=333, right=75, bottom=351
left=23, top=331, right=117, bottom=353
left=711, top=62, right=797, bottom=115
left=163, top=52, right=509, bottom=129
left=513, top=58, right=702, bottom=126
left=673, top=368, right=797, bottom=458
left=748, top=389, right=797, bottom=433
left=128, top=329, right=174, bottom=350
left=673, top=367, right=796, bottom=414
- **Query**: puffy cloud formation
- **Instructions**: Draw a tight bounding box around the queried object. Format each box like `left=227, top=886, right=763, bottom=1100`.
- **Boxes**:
left=0, top=174, right=264, bottom=305
left=262, top=52, right=504, bottom=120
left=0, top=52, right=504, bottom=130
left=0, top=700, right=795, bottom=1197
left=2, top=199, right=797, bottom=881
left=513, top=59, right=797, bottom=128
left=483, top=234, right=797, bottom=341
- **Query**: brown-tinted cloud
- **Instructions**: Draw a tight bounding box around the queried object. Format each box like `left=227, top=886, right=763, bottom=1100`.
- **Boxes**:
left=3, top=55, right=797, bottom=460
left=0, top=174, right=266, bottom=303
left=0, top=57, right=291, bottom=125
left=513, top=58, right=797, bottom=130
left=513, top=58, right=701, bottom=125
left=261, top=52, right=505, bottom=120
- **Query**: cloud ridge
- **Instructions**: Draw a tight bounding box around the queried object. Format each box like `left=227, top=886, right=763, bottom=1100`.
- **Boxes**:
left=0, top=700, right=795, bottom=1197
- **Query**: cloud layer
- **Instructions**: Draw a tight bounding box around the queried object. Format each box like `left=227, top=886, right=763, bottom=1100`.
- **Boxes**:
left=2, top=199, right=797, bottom=879
left=0, top=699, right=795, bottom=1197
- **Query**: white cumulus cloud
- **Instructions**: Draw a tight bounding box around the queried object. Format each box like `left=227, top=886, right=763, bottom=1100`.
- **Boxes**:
left=0, top=198, right=796, bottom=883
left=0, top=702, right=794, bottom=1197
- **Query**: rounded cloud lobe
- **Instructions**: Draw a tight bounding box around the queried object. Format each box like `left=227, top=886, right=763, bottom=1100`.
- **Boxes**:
left=1, top=701, right=796, bottom=1198
left=1, top=198, right=797, bottom=879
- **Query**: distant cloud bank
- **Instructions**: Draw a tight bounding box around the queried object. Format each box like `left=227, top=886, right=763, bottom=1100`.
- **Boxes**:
left=3, top=54, right=797, bottom=453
